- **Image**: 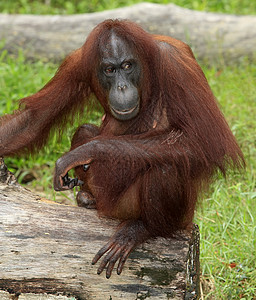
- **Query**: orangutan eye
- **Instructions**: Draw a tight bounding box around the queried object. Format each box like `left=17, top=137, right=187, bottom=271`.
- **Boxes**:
left=122, top=62, right=132, bottom=70
left=105, top=66, right=115, bottom=74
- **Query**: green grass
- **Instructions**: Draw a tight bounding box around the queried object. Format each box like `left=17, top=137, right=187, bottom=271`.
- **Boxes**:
left=0, top=0, right=255, bottom=15
left=196, top=62, right=256, bottom=299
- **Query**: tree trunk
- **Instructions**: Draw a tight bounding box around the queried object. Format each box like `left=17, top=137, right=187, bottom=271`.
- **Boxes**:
left=0, top=3, right=255, bottom=64
left=0, top=158, right=200, bottom=299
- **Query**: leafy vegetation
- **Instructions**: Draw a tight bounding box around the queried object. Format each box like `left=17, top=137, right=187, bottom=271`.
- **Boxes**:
left=0, top=0, right=255, bottom=15
left=0, top=1, right=255, bottom=299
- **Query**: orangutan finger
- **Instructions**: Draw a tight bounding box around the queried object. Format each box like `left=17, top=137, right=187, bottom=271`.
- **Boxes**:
left=92, top=241, right=114, bottom=265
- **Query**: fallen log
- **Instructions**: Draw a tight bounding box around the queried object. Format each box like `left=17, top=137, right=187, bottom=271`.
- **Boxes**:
left=0, top=158, right=200, bottom=299
left=0, top=3, right=255, bottom=64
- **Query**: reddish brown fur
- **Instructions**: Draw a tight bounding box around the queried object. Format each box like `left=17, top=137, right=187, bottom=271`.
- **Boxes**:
left=0, top=19, right=244, bottom=275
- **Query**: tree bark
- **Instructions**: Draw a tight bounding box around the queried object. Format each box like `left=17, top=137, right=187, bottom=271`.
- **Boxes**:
left=0, top=3, right=255, bottom=64
left=0, top=158, right=200, bottom=299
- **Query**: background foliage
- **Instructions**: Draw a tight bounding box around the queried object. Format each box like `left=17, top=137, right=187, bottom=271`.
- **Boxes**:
left=0, top=0, right=255, bottom=15
left=0, top=1, right=255, bottom=299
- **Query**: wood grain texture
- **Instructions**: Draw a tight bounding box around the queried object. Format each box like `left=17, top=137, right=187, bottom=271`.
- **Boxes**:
left=0, top=159, right=200, bottom=299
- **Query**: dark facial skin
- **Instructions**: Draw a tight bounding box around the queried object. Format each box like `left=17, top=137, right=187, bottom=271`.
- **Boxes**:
left=99, top=33, right=141, bottom=121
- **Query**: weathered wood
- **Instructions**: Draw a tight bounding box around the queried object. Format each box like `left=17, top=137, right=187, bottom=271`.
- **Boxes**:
left=0, top=158, right=200, bottom=299
left=0, top=3, right=255, bottom=64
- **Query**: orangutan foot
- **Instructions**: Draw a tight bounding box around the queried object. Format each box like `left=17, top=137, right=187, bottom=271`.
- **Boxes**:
left=76, top=191, right=96, bottom=209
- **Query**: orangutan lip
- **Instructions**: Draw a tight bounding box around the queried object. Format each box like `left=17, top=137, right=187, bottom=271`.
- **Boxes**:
left=111, top=104, right=138, bottom=115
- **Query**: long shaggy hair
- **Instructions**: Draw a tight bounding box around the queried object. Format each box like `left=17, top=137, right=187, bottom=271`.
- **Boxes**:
left=0, top=19, right=244, bottom=237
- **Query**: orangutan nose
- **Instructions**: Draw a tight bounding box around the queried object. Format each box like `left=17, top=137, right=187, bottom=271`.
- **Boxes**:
left=117, top=83, right=127, bottom=90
